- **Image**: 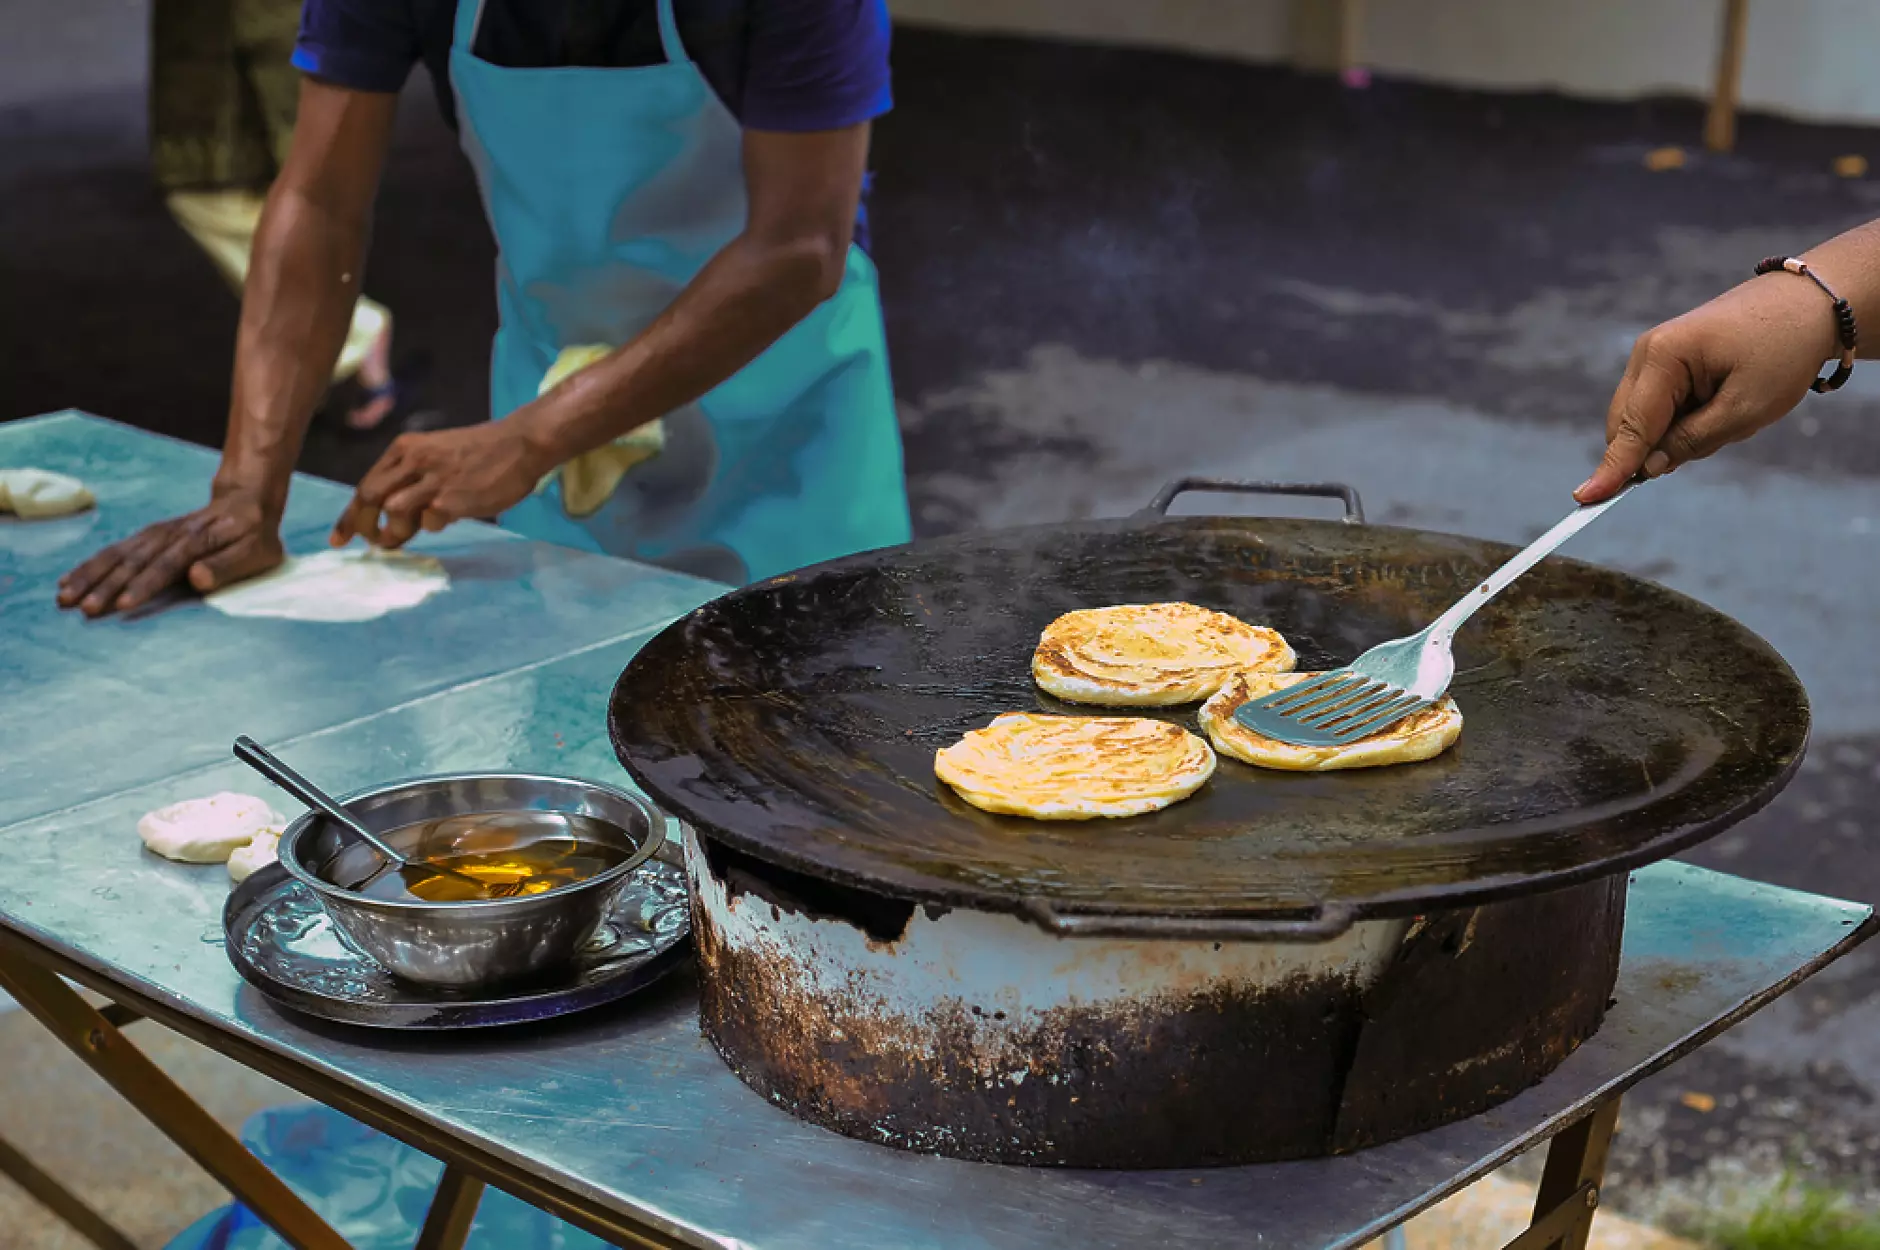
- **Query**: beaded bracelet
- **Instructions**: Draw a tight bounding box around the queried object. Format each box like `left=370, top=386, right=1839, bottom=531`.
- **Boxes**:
left=1755, top=256, right=1858, bottom=392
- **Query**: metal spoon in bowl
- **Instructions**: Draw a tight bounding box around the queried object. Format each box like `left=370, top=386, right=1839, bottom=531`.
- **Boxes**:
left=231, top=736, right=517, bottom=899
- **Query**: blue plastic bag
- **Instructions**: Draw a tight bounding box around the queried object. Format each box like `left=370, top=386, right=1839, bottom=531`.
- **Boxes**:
left=164, top=1104, right=610, bottom=1250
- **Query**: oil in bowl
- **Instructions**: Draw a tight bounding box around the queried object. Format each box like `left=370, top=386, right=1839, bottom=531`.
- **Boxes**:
left=326, top=811, right=633, bottom=904
left=277, top=774, right=666, bottom=989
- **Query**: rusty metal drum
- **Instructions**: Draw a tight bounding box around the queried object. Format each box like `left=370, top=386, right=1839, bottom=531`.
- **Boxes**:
left=685, top=827, right=1626, bottom=1166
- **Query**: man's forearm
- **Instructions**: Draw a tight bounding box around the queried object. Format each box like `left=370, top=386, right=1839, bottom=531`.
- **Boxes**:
left=213, top=184, right=373, bottom=509
left=513, top=229, right=844, bottom=465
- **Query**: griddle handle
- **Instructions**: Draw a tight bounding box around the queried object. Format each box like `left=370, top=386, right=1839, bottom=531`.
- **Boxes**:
left=1141, top=477, right=1365, bottom=524
left=1019, top=899, right=1359, bottom=942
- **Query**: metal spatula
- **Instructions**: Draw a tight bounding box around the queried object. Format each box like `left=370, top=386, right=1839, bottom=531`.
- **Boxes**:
left=1232, top=482, right=1640, bottom=747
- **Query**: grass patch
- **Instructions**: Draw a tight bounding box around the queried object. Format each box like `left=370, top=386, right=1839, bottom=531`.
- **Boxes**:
left=1700, top=1176, right=1880, bottom=1250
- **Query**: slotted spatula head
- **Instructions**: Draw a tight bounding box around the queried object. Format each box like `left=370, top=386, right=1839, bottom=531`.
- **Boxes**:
left=1231, top=482, right=1644, bottom=748
left=1232, top=670, right=1435, bottom=747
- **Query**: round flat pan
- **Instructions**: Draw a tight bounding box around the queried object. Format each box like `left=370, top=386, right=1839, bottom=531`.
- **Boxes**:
left=610, top=487, right=1808, bottom=938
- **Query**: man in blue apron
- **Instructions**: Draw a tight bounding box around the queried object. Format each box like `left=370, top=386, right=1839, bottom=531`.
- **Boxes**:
left=59, top=0, right=911, bottom=615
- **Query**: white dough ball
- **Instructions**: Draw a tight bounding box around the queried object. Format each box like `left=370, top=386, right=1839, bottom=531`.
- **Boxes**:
left=137, top=793, right=284, bottom=865
left=227, top=828, right=282, bottom=883
left=0, top=468, right=94, bottom=518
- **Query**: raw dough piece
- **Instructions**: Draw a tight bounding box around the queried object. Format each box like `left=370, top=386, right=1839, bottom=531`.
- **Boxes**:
left=1033, top=603, right=1294, bottom=707
left=0, top=468, right=94, bottom=518
left=228, top=828, right=281, bottom=883
left=1200, top=671, right=1463, bottom=772
left=137, top=793, right=283, bottom=864
left=205, top=547, right=448, bottom=622
left=935, top=712, right=1217, bottom=820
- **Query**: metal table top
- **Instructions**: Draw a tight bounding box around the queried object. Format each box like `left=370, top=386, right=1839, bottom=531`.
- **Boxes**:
left=1, top=414, right=1872, bottom=1249
left=0, top=412, right=714, bottom=828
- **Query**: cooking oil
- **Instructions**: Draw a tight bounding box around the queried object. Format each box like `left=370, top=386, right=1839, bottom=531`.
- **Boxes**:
left=333, top=812, right=632, bottom=903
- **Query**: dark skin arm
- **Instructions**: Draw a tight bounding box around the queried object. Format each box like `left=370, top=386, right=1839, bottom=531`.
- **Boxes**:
left=332, top=123, right=872, bottom=548
left=1577, top=218, right=1880, bottom=503
left=58, top=79, right=395, bottom=616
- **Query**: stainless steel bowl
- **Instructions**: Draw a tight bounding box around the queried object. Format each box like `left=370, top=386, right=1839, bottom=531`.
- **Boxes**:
left=277, top=773, right=666, bottom=989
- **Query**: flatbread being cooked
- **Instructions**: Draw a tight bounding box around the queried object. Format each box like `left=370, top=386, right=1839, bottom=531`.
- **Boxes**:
left=1200, top=671, right=1462, bottom=772
left=935, top=712, right=1217, bottom=820
left=1032, top=603, right=1295, bottom=707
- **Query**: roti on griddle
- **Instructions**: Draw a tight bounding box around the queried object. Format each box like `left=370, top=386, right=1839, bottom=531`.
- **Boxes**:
left=934, top=712, right=1217, bottom=820
left=1199, top=670, right=1462, bottom=772
left=1032, top=602, right=1295, bottom=706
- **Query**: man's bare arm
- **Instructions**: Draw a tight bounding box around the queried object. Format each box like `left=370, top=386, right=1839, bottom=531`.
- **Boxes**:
left=220, top=78, right=399, bottom=512
left=60, top=78, right=397, bottom=614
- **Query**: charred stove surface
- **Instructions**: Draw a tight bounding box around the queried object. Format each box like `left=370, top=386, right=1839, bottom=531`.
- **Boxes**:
left=613, top=514, right=1810, bottom=926
left=687, top=829, right=1624, bottom=1168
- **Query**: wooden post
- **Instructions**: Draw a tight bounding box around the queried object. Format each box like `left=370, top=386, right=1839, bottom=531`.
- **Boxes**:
left=1292, top=0, right=1365, bottom=75
left=1705, top=0, right=1750, bottom=153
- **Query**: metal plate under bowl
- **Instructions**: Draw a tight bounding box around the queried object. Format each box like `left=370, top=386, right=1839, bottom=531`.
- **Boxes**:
left=223, top=859, right=691, bottom=1031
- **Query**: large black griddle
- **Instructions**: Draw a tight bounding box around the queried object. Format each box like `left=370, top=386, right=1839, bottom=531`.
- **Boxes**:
left=611, top=480, right=1809, bottom=939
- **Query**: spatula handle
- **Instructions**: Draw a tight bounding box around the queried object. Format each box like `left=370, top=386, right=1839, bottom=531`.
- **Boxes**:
left=1430, top=481, right=1639, bottom=640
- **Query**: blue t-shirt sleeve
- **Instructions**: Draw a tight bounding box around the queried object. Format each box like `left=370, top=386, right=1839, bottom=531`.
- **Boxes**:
left=741, top=0, right=893, bottom=133
left=291, top=0, right=423, bottom=93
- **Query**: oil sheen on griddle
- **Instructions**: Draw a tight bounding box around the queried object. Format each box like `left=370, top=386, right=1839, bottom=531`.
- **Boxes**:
left=345, top=812, right=628, bottom=903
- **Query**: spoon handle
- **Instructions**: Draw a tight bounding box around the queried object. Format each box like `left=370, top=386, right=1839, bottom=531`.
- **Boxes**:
left=232, top=735, right=408, bottom=867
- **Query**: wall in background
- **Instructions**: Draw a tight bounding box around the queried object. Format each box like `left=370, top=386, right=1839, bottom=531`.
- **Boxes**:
left=887, top=0, right=1880, bottom=125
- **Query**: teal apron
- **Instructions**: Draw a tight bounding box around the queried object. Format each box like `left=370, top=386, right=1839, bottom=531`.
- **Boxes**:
left=451, top=0, right=912, bottom=585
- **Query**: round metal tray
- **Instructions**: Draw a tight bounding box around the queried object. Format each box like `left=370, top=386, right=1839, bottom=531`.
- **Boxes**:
left=222, top=858, right=691, bottom=1030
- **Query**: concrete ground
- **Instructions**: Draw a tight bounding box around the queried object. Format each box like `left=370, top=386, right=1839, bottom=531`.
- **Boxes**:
left=8, top=1, right=1880, bottom=1244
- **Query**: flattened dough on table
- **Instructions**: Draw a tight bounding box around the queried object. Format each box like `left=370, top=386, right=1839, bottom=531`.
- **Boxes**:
left=0, top=468, right=94, bottom=518
left=1032, top=602, right=1295, bottom=707
left=935, top=712, right=1217, bottom=820
left=206, top=547, right=448, bottom=622
left=228, top=829, right=281, bottom=883
left=138, top=793, right=283, bottom=864
left=1200, top=670, right=1463, bottom=772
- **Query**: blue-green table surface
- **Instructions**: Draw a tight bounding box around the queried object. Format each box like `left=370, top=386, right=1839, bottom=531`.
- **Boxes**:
left=0, top=412, right=715, bottom=828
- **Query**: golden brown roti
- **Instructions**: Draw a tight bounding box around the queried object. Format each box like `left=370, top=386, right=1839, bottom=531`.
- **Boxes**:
left=935, top=712, right=1217, bottom=819
left=1032, top=603, right=1294, bottom=706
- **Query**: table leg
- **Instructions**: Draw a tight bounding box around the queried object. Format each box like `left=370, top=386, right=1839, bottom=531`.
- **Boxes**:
left=415, top=1165, right=485, bottom=1250
left=1705, top=0, right=1750, bottom=152
left=1509, top=1098, right=1622, bottom=1250
left=0, top=946, right=352, bottom=1250
left=0, top=1133, right=139, bottom=1250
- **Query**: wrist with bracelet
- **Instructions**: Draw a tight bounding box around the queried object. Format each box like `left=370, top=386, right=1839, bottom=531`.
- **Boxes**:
left=1755, top=255, right=1859, bottom=392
